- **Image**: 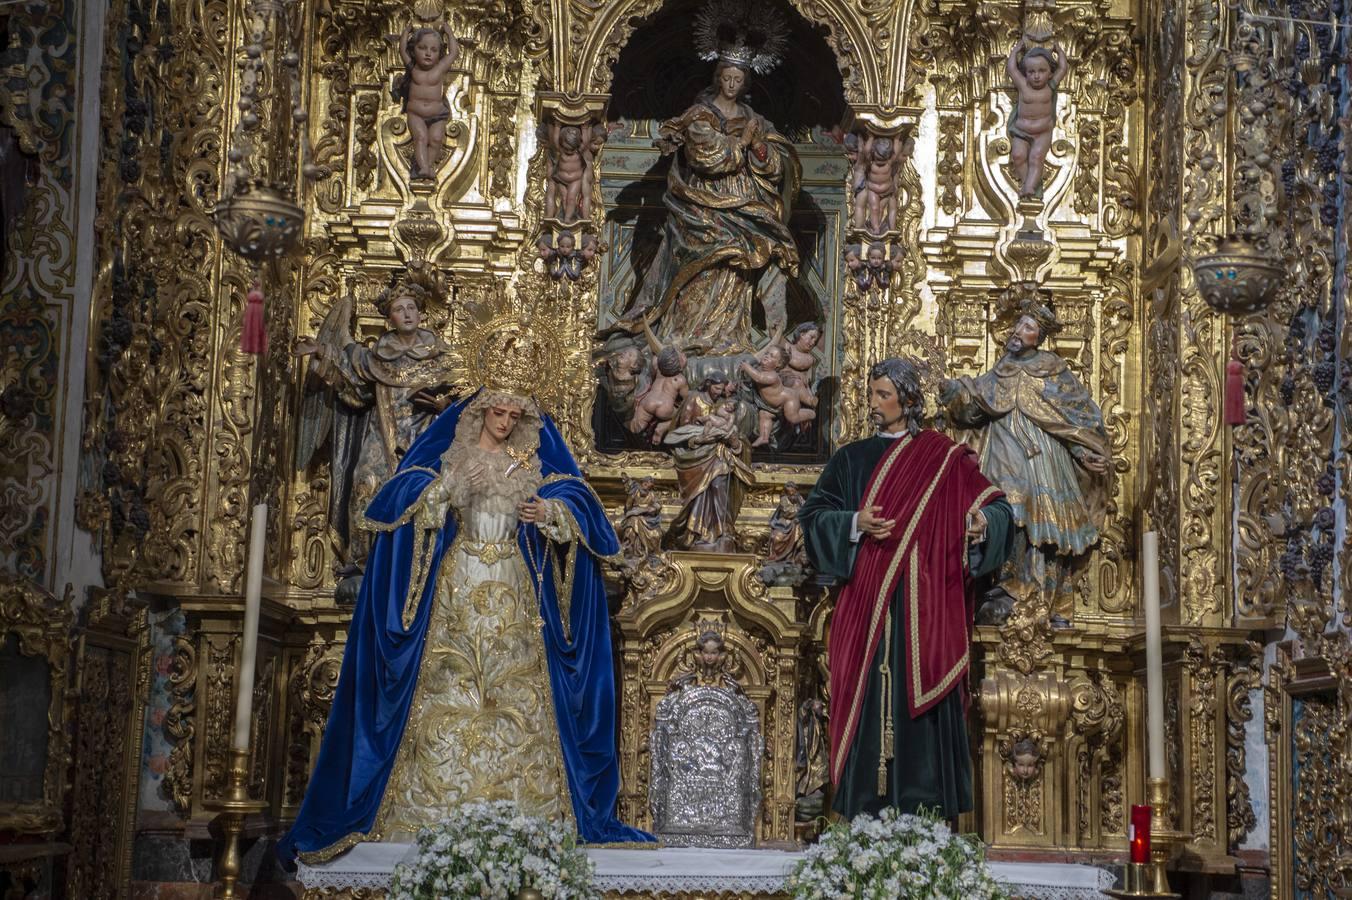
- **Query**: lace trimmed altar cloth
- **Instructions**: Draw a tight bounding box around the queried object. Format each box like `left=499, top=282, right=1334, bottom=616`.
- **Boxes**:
left=295, top=842, right=1116, bottom=898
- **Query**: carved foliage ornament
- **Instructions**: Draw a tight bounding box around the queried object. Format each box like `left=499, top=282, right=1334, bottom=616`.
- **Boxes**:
left=0, top=577, right=73, bottom=836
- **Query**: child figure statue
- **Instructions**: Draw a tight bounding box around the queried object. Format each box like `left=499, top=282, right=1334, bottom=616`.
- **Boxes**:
left=1006, top=37, right=1068, bottom=199
left=697, top=399, right=740, bottom=439
left=739, top=344, right=816, bottom=447
left=629, top=345, right=689, bottom=445
left=851, top=134, right=905, bottom=234
left=392, top=20, right=460, bottom=180
left=542, top=121, right=596, bottom=223
left=779, top=322, right=822, bottom=415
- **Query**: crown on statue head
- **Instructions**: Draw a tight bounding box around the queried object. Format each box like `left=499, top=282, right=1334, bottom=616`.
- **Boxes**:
left=715, top=44, right=758, bottom=70
left=476, top=325, right=551, bottom=399
left=693, top=0, right=789, bottom=76
left=457, top=286, right=562, bottom=404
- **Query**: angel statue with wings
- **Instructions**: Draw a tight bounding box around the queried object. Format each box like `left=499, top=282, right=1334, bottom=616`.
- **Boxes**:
left=294, top=269, right=459, bottom=575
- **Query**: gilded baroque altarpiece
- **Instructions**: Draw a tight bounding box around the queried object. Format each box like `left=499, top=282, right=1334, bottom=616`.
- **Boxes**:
left=0, top=0, right=1347, bottom=896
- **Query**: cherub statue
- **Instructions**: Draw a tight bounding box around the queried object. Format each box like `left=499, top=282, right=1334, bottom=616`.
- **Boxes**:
left=845, top=243, right=893, bottom=292
left=629, top=343, right=689, bottom=445
left=844, top=243, right=863, bottom=283
left=865, top=242, right=893, bottom=288
left=1009, top=737, right=1044, bottom=782
left=538, top=231, right=602, bottom=281
left=619, top=474, right=663, bottom=567
left=697, top=398, right=739, bottom=438
left=588, top=121, right=612, bottom=157
left=548, top=231, right=583, bottom=280
left=669, top=629, right=741, bottom=692
left=851, top=133, right=906, bottom=234
left=1006, top=37, right=1069, bottom=199
left=779, top=321, right=822, bottom=396
left=391, top=20, right=460, bottom=180
left=779, top=321, right=821, bottom=422
left=840, top=130, right=860, bottom=169
left=541, top=121, right=596, bottom=223
left=740, top=344, right=816, bottom=447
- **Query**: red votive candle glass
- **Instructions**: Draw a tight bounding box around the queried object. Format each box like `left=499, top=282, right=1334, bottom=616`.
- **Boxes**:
left=1129, top=804, right=1152, bottom=864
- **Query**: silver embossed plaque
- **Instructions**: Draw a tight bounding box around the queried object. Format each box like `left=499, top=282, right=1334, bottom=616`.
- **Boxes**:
left=649, top=684, right=763, bottom=848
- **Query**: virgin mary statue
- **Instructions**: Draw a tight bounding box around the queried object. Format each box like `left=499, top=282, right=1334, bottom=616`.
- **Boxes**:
left=280, top=316, right=651, bottom=862
left=604, top=0, right=798, bottom=357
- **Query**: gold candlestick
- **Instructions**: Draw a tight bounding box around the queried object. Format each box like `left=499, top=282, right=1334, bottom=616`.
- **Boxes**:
left=1103, top=777, right=1182, bottom=899
left=211, top=746, right=268, bottom=899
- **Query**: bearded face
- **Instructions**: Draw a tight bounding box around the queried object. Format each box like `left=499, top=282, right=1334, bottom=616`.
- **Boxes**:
left=1005, top=316, right=1043, bottom=354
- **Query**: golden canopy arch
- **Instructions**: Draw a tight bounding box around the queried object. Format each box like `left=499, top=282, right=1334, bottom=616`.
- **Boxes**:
left=545, top=0, right=927, bottom=118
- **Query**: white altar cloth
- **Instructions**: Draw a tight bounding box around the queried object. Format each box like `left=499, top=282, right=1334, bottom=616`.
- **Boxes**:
left=297, top=842, right=1116, bottom=898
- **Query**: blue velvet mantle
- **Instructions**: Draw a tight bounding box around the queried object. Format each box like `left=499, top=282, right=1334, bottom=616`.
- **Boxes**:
left=279, top=395, right=652, bottom=862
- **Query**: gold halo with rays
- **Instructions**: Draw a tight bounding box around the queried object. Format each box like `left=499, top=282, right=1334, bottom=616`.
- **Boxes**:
left=451, top=284, right=564, bottom=407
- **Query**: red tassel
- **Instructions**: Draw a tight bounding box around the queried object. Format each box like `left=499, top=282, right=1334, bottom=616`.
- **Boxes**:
left=1224, top=357, right=1246, bottom=425
left=240, top=283, right=267, bottom=355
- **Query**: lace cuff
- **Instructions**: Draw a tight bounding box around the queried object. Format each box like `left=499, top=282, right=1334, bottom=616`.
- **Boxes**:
left=539, top=498, right=576, bottom=543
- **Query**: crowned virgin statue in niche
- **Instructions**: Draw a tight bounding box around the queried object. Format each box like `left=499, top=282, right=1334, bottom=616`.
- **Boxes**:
left=604, top=0, right=799, bottom=358
left=280, top=308, right=652, bottom=862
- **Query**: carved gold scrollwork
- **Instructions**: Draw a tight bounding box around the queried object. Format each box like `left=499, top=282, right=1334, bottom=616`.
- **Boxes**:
left=161, top=634, right=197, bottom=817
left=203, top=635, right=239, bottom=801
left=936, top=114, right=965, bottom=215
left=0, top=577, right=73, bottom=837
left=1187, top=640, right=1223, bottom=844
left=1173, top=0, right=1230, bottom=627
left=285, top=635, right=344, bottom=811
left=66, top=594, right=149, bottom=900
left=979, top=669, right=1071, bottom=846
left=1224, top=641, right=1260, bottom=851
left=1069, top=671, right=1125, bottom=845
left=565, top=0, right=925, bottom=108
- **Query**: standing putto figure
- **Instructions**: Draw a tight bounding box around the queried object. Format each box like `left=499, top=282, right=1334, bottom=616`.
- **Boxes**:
left=391, top=20, right=460, bottom=180
left=540, top=121, right=597, bottom=223
left=295, top=271, right=458, bottom=571
left=281, top=307, right=653, bottom=862
left=940, top=300, right=1109, bottom=623
left=1006, top=37, right=1069, bottom=199
left=850, top=133, right=906, bottom=234
left=601, top=0, right=798, bottom=356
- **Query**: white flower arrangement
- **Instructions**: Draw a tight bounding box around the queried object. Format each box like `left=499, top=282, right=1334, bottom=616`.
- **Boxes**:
left=789, top=808, right=1010, bottom=900
left=390, top=800, right=599, bottom=900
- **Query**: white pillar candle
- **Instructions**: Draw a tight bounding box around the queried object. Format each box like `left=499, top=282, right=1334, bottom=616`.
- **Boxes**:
left=1142, top=530, right=1165, bottom=780
left=232, top=502, right=268, bottom=753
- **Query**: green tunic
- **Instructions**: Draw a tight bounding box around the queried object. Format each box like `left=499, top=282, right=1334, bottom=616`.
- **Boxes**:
left=800, top=433, right=1013, bottom=820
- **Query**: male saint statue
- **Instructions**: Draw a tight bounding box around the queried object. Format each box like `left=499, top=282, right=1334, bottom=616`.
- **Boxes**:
left=800, top=357, right=1014, bottom=822
left=939, top=301, right=1109, bottom=623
